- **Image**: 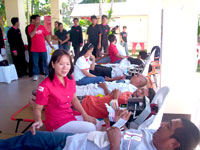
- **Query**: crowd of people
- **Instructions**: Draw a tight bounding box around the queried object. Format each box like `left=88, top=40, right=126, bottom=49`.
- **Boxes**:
left=0, top=14, right=200, bottom=150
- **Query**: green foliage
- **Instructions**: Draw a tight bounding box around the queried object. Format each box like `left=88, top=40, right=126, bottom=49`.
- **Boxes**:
left=61, top=0, right=79, bottom=29
left=79, top=19, right=91, bottom=31
left=0, top=0, right=6, bottom=29
left=81, top=0, right=126, bottom=3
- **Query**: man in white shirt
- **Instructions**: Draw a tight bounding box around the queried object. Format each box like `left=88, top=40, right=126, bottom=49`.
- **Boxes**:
left=76, top=74, right=147, bottom=97
left=0, top=115, right=199, bottom=150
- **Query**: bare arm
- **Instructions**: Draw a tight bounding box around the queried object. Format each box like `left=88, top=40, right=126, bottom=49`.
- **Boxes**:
left=31, top=104, right=44, bottom=135
left=98, top=82, right=110, bottom=95
left=120, top=34, right=124, bottom=43
left=107, top=127, right=121, bottom=150
left=98, top=34, right=102, bottom=49
left=44, top=36, right=53, bottom=49
left=62, top=34, right=70, bottom=44
left=105, top=76, right=125, bottom=82
left=81, top=69, right=96, bottom=77
left=71, top=94, right=96, bottom=124
left=90, top=55, right=96, bottom=70
left=116, top=53, right=127, bottom=59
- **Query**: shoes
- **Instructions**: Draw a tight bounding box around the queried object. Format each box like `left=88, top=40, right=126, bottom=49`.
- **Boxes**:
left=33, top=75, right=39, bottom=81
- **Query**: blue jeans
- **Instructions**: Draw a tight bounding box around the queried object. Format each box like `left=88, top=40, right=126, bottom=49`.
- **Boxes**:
left=0, top=131, right=73, bottom=150
left=76, top=76, right=105, bottom=86
left=59, top=43, right=69, bottom=51
left=32, top=52, right=48, bottom=75
left=96, top=56, right=111, bottom=63
left=121, top=42, right=129, bottom=56
left=114, top=59, right=122, bottom=63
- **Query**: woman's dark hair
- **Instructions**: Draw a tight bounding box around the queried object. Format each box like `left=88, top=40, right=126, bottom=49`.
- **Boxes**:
left=11, top=17, right=19, bottom=26
left=48, top=49, right=74, bottom=81
left=172, top=118, right=200, bottom=150
left=74, top=43, right=94, bottom=64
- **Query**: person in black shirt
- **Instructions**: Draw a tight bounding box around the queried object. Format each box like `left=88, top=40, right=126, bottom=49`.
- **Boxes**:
left=100, top=15, right=110, bottom=55
left=87, top=15, right=102, bottom=57
left=55, top=23, right=70, bottom=51
left=25, top=15, right=36, bottom=76
left=111, top=25, right=119, bottom=35
left=70, top=18, right=83, bottom=60
left=7, top=17, right=27, bottom=77
left=0, top=27, right=4, bottom=54
left=120, top=26, right=129, bottom=56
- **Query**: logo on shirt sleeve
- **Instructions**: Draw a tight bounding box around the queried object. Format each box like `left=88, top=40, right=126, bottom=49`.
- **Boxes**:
left=124, top=131, right=143, bottom=142
left=38, top=86, right=44, bottom=92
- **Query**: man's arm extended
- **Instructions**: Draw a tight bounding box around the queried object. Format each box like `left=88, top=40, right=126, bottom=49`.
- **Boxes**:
left=107, top=127, right=121, bottom=150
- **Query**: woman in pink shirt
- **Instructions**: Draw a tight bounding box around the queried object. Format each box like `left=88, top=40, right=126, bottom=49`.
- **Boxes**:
left=31, top=50, right=98, bottom=134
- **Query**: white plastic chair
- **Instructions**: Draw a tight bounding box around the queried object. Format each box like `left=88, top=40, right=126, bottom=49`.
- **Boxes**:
left=138, top=86, right=170, bottom=130
left=142, top=49, right=156, bottom=76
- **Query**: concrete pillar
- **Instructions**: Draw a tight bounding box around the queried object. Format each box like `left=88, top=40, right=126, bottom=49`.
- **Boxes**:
left=5, top=0, right=26, bottom=43
left=51, top=0, right=62, bottom=34
left=147, top=0, right=162, bottom=52
left=161, top=0, right=199, bottom=117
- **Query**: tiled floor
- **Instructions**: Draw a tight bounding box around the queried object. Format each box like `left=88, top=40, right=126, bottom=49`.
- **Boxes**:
left=0, top=76, right=44, bottom=133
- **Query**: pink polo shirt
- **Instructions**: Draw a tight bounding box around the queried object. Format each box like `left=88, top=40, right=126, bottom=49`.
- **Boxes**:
left=35, top=75, right=76, bottom=131
left=28, top=24, right=48, bottom=52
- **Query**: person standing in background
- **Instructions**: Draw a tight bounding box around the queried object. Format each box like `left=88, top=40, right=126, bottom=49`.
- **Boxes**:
left=70, top=18, right=83, bottom=60
left=120, top=26, right=129, bottom=56
left=25, top=15, right=36, bottom=77
left=87, top=15, right=102, bottom=57
left=7, top=17, right=27, bottom=77
left=55, top=23, right=70, bottom=51
left=28, top=15, right=54, bottom=81
left=100, top=15, right=110, bottom=56
left=54, top=21, right=59, bottom=35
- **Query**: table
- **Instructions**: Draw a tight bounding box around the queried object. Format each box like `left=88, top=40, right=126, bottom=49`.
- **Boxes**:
left=11, top=103, right=45, bottom=133
left=0, top=64, right=18, bottom=84
left=46, top=44, right=59, bottom=63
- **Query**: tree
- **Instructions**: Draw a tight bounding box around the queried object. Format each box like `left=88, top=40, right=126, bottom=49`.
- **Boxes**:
left=81, top=0, right=126, bottom=3
left=61, top=0, right=78, bottom=28
left=24, top=0, right=50, bottom=25
left=0, top=0, right=6, bottom=31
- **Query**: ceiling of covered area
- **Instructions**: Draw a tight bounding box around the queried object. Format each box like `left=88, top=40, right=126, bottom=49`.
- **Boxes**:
left=70, top=2, right=151, bottom=18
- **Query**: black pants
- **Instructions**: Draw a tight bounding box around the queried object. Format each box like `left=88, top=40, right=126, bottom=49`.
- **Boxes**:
left=28, top=48, right=33, bottom=76
left=11, top=52, right=27, bottom=77
left=101, top=40, right=108, bottom=54
left=90, top=65, right=112, bottom=78
left=73, top=45, right=80, bottom=60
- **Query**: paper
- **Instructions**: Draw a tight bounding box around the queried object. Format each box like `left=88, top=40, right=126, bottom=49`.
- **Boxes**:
left=112, top=118, right=127, bottom=129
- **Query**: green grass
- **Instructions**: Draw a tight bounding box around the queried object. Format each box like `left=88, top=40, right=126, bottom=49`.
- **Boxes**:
left=197, top=64, right=200, bottom=72
left=128, top=49, right=147, bottom=58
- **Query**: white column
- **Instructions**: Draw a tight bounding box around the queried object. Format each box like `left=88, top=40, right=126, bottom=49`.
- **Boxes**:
left=5, top=0, right=26, bottom=43
left=147, top=0, right=162, bottom=52
left=161, top=0, right=199, bottom=117
left=51, top=0, right=62, bottom=34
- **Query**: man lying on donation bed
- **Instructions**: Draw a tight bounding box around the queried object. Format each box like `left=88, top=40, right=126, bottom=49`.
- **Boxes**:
left=0, top=109, right=199, bottom=150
